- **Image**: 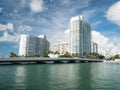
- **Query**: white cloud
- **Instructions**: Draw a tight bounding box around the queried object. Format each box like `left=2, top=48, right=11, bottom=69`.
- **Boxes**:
left=92, top=30, right=120, bottom=56
left=0, top=24, right=32, bottom=42
left=29, top=0, right=44, bottom=13
left=82, top=9, right=96, bottom=20
left=92, top=31, right=110, bottom=54
left=48, top=29, right=70, bottom=46
left=92, top=31, right=109, bottom=47
left=12, top=45, right=18, bottom=48
left=0, top=7, right=3, bottom=12
left=20, top=0, right=26, bottom=6
left=18, top=25, right=32, bottom=32
left=0, top=23, right=13, bottom=31
left=106, top=1, right=120, bottom=25
left=49, top=31, right=66, bottom=43
left=0, top=32, right=19, bottom=42
left=64, top=29, right=70, bottom=34
left=61, top=0, right=70, bottom=5
left=13, top=9, right=18, bottom=13
left=91, top=21, right=102, bottom=27
left=7, top=23, right=13, bottom=31
left=50, top=0, right=53, bottom=2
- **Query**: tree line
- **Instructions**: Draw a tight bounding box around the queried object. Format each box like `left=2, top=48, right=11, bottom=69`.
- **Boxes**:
left=9, top=51, right=105, bottom=59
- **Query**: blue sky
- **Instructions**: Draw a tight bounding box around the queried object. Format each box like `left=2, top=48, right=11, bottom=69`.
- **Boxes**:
left=0, top=0, right=120, bottom=57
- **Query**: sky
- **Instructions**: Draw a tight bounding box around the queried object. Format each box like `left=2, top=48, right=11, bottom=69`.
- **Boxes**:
left=0, top=0, right=120, bottom=57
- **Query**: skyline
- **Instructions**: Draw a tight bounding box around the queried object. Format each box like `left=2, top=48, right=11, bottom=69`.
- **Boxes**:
left=0, top=0, right=120, bottom=56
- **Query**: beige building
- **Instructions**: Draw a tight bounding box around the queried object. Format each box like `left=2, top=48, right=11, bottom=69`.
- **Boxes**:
left=53, top=42, right=68, bottom=55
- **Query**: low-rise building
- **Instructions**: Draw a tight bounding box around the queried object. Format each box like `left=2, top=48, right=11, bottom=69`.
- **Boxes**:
left=53, top=42, right=69, bottom=55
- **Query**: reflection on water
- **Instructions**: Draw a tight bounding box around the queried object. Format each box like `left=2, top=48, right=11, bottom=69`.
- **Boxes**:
left=90, top=63, right=120, bottom=90
left=14, top=66, right=26, bottom=90
left=0, top=63, right=120, bottom=90
left=46, top=64, right=81, bottom=90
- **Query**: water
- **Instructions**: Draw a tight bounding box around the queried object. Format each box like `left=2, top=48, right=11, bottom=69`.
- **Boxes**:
left=0, top=62, right=120, bottom=90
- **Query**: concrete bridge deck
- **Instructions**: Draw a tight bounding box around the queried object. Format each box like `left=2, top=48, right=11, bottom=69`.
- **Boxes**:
left=0, top=58, right=104, bottom=64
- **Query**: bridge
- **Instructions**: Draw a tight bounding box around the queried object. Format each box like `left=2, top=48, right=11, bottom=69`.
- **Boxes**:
left=0, top=58, right=104, bottom=64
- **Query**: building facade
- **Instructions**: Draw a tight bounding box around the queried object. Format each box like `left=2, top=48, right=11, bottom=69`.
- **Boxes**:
left=53, top=42, right=68, bottom=55
left=19, top=34, right=50, bottom=56
left=69, top=15, right=91, bottom=57
left=92, top=42, right=98, bottom=53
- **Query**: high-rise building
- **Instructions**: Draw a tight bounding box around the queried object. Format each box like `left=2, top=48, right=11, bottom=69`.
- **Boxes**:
left=53, top=42, right=68, bottom=55
left=38, top=35, right=50, bottom=56
left=92, top=42, right=98, bottom=53
left=19, top=34, right=50, bottom=56
left=69, top=15, right=91, bottom=57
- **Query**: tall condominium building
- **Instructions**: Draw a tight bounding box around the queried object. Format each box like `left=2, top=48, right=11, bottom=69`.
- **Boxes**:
left=70, top=15, right=91, bottom=57
left=19, top=34, right=50, bottom=56
left=92, top=42, right=98, bottom=53
left=53, top=42, right=68, bottom=55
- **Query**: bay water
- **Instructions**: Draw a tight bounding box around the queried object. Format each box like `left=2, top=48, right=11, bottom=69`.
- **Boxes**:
left=0, top=62, right=120, bottom=90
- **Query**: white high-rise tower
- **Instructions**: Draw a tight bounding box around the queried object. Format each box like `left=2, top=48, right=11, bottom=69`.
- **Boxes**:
left=70, top=15, right=91, bottom=57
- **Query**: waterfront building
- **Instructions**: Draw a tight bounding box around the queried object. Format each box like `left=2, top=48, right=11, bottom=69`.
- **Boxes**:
left=69, top=15, right=91, bottom=57
left=38, top=35, right=50, bottom=56
left=53, top=44, right=58, bottom=53
left=92, top=42, right=98, bottom=53
left=19, top=34, right=50, bottom=56
left=104, top=49, right=111, bottom=58
left=53, top=42, right=69, bottom=55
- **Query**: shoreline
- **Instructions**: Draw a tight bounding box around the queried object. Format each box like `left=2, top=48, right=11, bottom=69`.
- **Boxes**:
left=0, top=58, right=104, bottom=65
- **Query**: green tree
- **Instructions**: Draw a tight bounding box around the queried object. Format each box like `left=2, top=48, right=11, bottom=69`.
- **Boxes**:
left=71, top=53, right=79, bottom=57
left=114, top=54, right=120, bottom=59
left=9, top=52, right=18, bottom=57
left=60, top=52, right=71, bottom=58
left=83, top=52, right=104, bottom=59
left=44, top=51, right=52, bottom=57
left=108, top=54, right=120, bottom=60
left=99, top=54, right=105, bottom=59
left=54, top=51, right=60, bottom=54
